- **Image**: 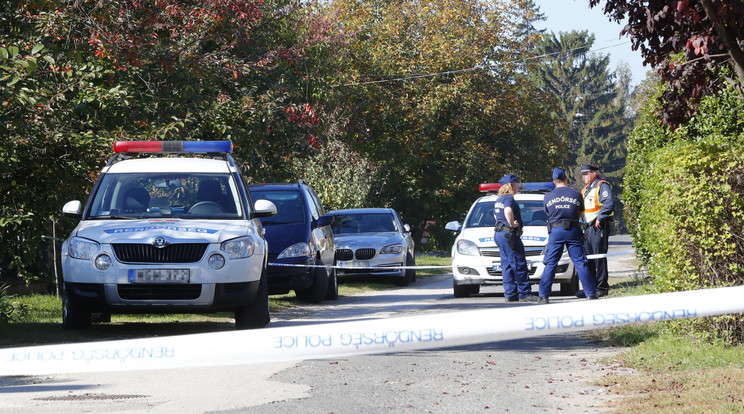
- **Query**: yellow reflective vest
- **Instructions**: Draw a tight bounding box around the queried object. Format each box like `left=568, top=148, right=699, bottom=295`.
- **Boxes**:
left=581, top=180, right=613, bottom=223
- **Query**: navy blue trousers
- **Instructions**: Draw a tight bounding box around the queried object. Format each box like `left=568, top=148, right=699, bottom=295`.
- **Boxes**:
left=494, top=230, right=533, bottom=300
left=539, top=226, right=596, bottom=298
left=584, top=220, right=611, bottom=295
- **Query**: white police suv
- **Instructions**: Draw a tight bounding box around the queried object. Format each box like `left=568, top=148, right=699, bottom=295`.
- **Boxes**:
left=61, top=141, right=277, bottom=329
left=445, top=183, right=578, bottom=298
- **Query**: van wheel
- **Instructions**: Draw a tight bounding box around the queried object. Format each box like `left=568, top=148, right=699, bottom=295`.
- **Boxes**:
left=559, top=270, right=580, bottom=296
left=235, top=266, right=270, bottom=329
left=325, top=266, right=339, bottom=300
left=295, top=260, right=329, bottom=304
left=62, top=295, right=92, bottom=329
left=91, top=313, right=111, bottom=323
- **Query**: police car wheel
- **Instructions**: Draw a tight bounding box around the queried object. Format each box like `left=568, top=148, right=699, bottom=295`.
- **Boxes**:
left=453, top=281, right=479, bottom=298
left=295, top=259, right=329, bottom=304
left=325, top=266, right=339, bottom=301
left=234, top=266, right=270, bottom=330
left=62, top=295, right=92, bottom=329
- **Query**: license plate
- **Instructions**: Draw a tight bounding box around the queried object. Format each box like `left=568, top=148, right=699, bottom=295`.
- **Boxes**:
left=338, top=261, right=368, bottom=269
left=128, top=269, right=190, bottom=283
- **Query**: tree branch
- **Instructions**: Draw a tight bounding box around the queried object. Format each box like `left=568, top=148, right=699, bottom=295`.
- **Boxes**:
left=699, top=0, right=744, bottom=89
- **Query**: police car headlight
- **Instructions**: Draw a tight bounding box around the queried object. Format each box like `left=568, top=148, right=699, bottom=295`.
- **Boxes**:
left=456, top=239, right=480, bottom=256
left=208, top=253, right=226, bottom=270
left=221, top=237, right=256, bottom=259
left=277, top=242, right=310, bottom=259
left=68, top=237, right=100, bottom=260
left=94, top=254, right=112, bottom=270
left=381, top=243, right=403, bottom=254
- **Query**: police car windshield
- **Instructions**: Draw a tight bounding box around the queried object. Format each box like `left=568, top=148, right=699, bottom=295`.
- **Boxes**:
left=465, top=200, right=548, bottom=228
left=87, top=173, right=243, bottom=220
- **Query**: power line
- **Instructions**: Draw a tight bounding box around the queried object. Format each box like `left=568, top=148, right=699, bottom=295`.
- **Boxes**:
left=332, top=40, right=631, bottom=88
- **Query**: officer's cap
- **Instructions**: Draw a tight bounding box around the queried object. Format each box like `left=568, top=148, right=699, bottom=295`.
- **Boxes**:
left=580, top=163, right=599, bottom=174
left=552, top=167, right=566, bottom=180
left=499, top=174, right=517, bottom=185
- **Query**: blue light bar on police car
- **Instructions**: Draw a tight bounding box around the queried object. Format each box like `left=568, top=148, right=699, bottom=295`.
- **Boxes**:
left=113, top=141, right=233, bottom=154
left=479, top=182, right=555, bottom=192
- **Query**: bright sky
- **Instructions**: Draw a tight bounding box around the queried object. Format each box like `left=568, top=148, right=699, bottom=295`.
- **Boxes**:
left=534, top=0, right=650, bottom=88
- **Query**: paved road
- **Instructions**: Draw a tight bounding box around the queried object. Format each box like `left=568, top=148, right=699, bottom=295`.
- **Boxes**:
left=0, top=235, right=640, bottom=413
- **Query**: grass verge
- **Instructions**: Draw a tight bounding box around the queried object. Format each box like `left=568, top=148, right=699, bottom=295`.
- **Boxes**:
left=585, top=275, right=744, bottom=413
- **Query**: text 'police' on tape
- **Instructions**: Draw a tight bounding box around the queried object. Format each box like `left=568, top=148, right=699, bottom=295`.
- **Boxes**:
left=2, top=284, right=743, bottom=377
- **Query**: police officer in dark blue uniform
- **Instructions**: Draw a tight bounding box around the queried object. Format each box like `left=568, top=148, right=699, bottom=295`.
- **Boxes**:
left=538, top=167, right=597, bottom=303
left=578, top=163, right=615, bottom=298
left=493, top=174, right=538, bottom=303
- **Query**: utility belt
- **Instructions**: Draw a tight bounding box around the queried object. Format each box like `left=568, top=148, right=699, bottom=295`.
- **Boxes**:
left=495, top=223, right=522, bottom=250
left=494, top=223, right=522, bottom=235
left=547, top=220, right=580, bottom=233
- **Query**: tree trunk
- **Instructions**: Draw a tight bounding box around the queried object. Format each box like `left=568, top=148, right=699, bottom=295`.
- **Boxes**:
left=699, top=0, right=744, bottom=90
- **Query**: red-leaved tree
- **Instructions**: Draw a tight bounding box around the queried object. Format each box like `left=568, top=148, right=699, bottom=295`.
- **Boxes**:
left=591, top=0, right=744, bottom=127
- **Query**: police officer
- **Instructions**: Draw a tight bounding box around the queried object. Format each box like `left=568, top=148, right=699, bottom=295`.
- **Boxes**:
left=578, top=163, right=614, bottom=298
left=493, top=174, right=538, bottom=303
left=538, top=167, right=597, bottom=303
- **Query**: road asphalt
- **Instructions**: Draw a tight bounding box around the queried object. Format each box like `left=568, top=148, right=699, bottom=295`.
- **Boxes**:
left=0, top=235, right=642, bottom=413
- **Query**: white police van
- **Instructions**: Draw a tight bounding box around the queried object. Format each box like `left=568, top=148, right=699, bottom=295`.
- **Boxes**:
left=445, top=183, right=578, bottom=298
left=61, top=141, right=277, bottom=329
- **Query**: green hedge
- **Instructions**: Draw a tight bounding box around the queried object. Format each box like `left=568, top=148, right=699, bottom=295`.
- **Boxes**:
left=625, top=80, right=744, bottom=343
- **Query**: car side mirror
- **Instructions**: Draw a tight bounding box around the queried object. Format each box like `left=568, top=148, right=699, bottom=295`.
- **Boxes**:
left=62, top=200, right=83, bottom=218
left=251, top=199, right=277, bottom=219
left=445, top=220, right=461, bottom=232
left=314, top=214, right=334, bottom=228
left=403, top=224, right=411, bottom=233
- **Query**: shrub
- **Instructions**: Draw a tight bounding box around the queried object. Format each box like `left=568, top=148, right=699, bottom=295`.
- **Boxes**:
left=0, top=284, right=26, bottom=322
left=294, top=140, right=379, bottom=211
left=625, top=78, right=744, bottom=343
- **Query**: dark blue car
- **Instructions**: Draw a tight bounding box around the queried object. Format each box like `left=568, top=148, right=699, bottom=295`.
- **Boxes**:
left=247, top=181, right=337, bottom=303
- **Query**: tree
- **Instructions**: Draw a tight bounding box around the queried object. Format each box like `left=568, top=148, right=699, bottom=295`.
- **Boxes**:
left=320, top=0, right=564, bottom=241
left=515, top=0, right=547, bottom=38
left=590, top=0, right=744, bottom=128
left=530, top=31, right=629, bottom=173
left=529, top=30, right=633, bottom=228
left=293, top=140, right=379, bottom=211
left=0, top=0, right=333, bottom=281
left=575, top=62, right=633, bottom=183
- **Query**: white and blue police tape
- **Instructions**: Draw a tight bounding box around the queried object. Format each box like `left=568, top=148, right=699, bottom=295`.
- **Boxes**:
left=269, top=250, right=636, bottom=270
left=2, top=284, right=743, bottom=377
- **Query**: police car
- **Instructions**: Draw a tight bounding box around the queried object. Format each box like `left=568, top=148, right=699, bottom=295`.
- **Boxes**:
left=445, top=183, right=578, bottom=298
left=60, top=141, right=277, bottom=329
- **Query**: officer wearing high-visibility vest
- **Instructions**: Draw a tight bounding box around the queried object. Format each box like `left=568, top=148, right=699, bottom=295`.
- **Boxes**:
left=538, top=167, right=597, bottom=303
left=493, top=174, right=538, bottom=303
left=578, top=163, right=614, bottom=298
